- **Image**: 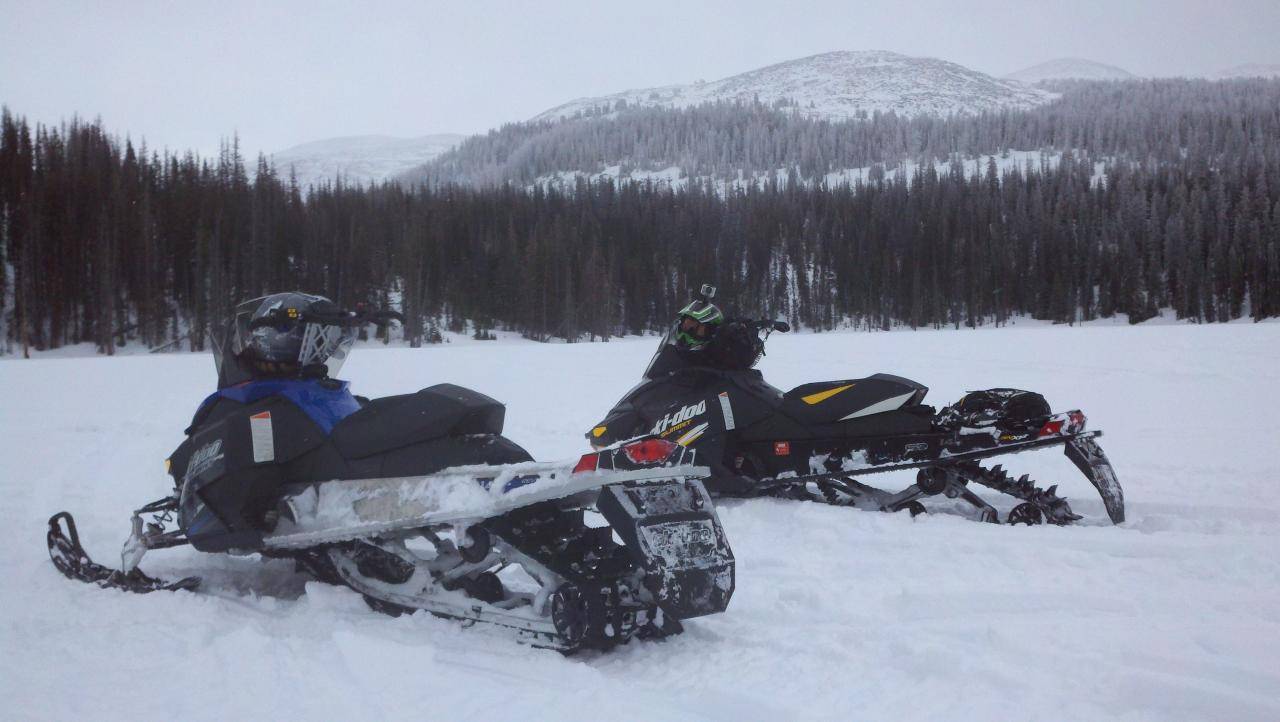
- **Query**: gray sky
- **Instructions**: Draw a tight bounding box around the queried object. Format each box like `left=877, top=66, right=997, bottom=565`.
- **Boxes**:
left=2, top=0, right=1278, bottom=158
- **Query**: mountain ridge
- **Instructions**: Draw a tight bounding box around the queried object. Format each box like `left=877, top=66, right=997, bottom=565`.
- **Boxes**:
left=1005, top=58, right=1136, bottom=83
left=1213, top=63, right=1280, bottom=79
left=270, top=133, right=465, bottom=189
left=532, top=50, right=1055, bottom=123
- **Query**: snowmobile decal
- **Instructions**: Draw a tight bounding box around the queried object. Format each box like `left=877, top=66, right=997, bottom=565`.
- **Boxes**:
left=675, top=422, right=710, bottom=446
left=800, top=383, right=854, bottom=405
left=474, top=473, right=541, bottom=494
left=718, top=392, right=735, bottom=430
left=250, top=411, right=274, bottom=462
left=838, top=390, right=916, bottom=420
left=182, top=438, right=224, bottom=485
left=651, top=400, right=707, bottom=435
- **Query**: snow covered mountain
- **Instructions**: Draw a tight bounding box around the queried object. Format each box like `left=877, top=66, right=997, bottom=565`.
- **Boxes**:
left=532, top=51, right=1055, bottom=123
left=270, top=134, right=465, bottom=190
left=1213, top=63, right=1280, bottom=79
left=1005, top=58, right=1136, bottom=83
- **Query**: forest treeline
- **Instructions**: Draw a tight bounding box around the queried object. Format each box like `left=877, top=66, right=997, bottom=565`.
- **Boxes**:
left=409, top=79, right=1280, bottom=186
left=1, top=95, right=1278, bottom=355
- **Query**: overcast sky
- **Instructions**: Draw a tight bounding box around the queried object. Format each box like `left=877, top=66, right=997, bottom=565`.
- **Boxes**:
left=3, top=0, right=1278, bottom=158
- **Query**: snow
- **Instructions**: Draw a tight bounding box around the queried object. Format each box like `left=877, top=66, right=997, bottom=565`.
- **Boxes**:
left=1211, top=64, right=1280, bottom=80
left=529, top=150, right=1108, bottom=194
left=1005, top=58, right=1137, bottom=83
left=3, top=323, right=1280, bottom=721
left=269, top=134, right=466, bottom=191
left=532, top=51, right=1056, bottom=124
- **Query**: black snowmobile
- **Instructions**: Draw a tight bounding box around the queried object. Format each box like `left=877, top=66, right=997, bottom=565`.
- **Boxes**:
left=588, top=287, right=1124, bottom=526
left=48, top=293, right=734, bottom=652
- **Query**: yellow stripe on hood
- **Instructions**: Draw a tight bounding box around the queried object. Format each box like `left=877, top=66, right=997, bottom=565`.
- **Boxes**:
left=801, top=383, right=854, bottom=405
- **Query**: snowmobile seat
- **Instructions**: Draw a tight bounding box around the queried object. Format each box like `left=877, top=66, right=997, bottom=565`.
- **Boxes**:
left=780, top=374, right=928, bottom=426
left=330, top=383, right=506, bottom=460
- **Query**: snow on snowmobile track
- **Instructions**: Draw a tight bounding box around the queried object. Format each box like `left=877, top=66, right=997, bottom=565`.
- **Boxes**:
left=2, top=322, right=1278, bottom=721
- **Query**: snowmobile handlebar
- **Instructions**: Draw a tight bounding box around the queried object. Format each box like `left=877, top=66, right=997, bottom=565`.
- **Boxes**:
left=250, top=304, right=405, bottom=331
left=747, top=319, right=790, bottom=335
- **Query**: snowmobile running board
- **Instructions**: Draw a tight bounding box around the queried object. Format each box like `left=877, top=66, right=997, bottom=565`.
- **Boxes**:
left=264, top=461, right=711, bottom=550
left=48, top=456, right=712, bottom=586
left=755, top=430, right=1124, bottom=524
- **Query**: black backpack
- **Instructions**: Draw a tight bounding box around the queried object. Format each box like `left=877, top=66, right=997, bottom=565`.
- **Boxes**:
left=706, top=321, right=764, bottom=370
left=938, top=388, right=1051, bottom=431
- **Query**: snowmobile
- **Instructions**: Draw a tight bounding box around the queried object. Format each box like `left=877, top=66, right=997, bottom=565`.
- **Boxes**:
left=587, top=288, right=1124, bottom=526
left=47, top=294, right=734, bottom=653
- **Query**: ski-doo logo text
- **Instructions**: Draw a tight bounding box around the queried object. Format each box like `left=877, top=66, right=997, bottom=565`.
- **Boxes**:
left=183, top=439, right=224, bottom=484
left=651, top=400, right=707, bottom=436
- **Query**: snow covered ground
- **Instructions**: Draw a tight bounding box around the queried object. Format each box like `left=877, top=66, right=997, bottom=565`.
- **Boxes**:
left=528, top=149, right=1108, bottom=194
left=2, top=323, right=1278, bottom=721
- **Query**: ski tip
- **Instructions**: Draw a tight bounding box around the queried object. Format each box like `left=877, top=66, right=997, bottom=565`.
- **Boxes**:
left=47, top=510, right=78, bottom=533
left=168, top=576, right=202, bottom=592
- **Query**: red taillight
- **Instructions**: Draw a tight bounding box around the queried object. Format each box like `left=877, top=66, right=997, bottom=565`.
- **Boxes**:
left=1038, top=419, right=1064, bottom=437
left=572, top=453, right=599, bottom=474
left=1068, top=411, right=1086, bottom=430
left=623, top=438, right=677, bottom=465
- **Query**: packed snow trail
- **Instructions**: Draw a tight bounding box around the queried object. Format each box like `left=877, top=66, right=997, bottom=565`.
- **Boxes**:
left=2, top=323, right=1278, bottom=721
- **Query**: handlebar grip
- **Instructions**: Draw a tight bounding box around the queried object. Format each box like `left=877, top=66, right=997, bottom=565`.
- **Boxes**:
left=749, top=318, right=790, bottom=333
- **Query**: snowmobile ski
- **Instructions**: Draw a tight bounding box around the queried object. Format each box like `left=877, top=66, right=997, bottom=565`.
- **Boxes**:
left=47, top=511, right=199, bottom=593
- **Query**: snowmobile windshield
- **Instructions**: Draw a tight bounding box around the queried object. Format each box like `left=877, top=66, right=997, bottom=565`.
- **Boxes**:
left=644, top=324, right=708, bottom=379
left=642, top=325, right=677, bottom=379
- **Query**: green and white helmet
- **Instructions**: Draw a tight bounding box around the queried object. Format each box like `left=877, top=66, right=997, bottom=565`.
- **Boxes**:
left=675, top=299, right=724, bottom=350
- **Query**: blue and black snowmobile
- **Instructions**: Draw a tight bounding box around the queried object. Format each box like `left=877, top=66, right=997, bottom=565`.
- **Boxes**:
left=589, top=285, right=1124, bottom=526
left=48, top=293, right=734, bottom=652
